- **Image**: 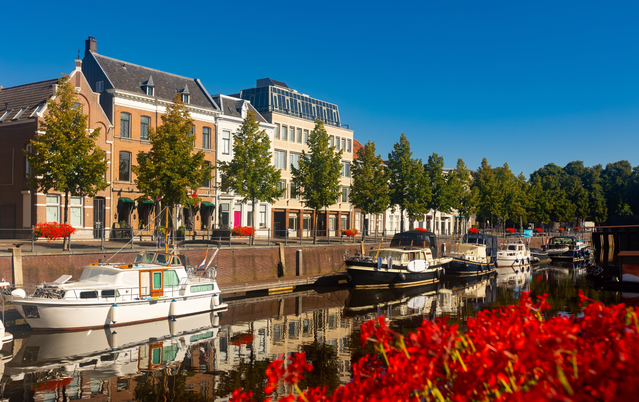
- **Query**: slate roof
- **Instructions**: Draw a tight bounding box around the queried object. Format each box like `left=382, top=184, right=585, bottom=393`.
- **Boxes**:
left=256, top=78, right=289, bottom=89
left=0, top=79, right=57, bottom=123
left=211, top=95, right=267, bottom=123
left=90, top=53, right=219, bottom=110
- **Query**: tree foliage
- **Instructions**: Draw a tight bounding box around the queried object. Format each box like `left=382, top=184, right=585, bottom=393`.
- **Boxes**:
left=424, top=152, right=454, bottom=223
left=219, top=111, right=283, bottom=228
left=350, top=141, right=390, bottom=239
left=25, top=74, right=108, bottom=249
left=133, top=95, right=212, bottom=210
left=387, top=133, right=430, bottom=231
left=447, top=158, right=477, bottom=232
left=291, top=119, right=343, bottom=243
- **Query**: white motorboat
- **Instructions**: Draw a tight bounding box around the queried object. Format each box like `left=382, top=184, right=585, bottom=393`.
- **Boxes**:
left=10, top=249, right=227, bottom=331
left=496, top=240, right=531, bottom=269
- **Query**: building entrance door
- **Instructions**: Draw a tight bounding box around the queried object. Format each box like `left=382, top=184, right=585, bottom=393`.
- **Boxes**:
left=234, top=211, right=241, bottom=228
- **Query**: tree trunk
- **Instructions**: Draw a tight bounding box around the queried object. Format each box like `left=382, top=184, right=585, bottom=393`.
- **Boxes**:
left=400, top=208, right=405, bottom=233
left=362, top=212, right=367, bottom=243
left=62, top=191, right=69, bottom=251
left=313, top=209, right=318, bottom=245
left=251, top=197, right=257, bottom=246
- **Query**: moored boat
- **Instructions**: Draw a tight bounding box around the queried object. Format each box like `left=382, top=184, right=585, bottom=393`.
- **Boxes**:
left=9, top=249, right=227, bottom=331
left=496, top=240, right=531, bottom=268
left=346, top=230, right=452, bottom=288
left=446, top=243, right=496, bottom=275
left=543, top=236, right=589, bottom=261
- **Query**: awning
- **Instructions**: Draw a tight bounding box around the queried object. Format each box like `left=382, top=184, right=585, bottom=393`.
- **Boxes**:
left=201, top=201, right=215, bottom=208
left=118, top=197, right=135, bottom=204
left=141, top=199, right=155, bottom=204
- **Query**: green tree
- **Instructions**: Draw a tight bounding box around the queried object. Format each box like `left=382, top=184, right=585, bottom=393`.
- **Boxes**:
left=387, top=133, right=430, bottom=232
left=424, top=153, right=454, bottom=232
left=447, top=158, right=477, bottom=234
left=472, top=158, right=501, bottom=230
left=219, top=111, right=283, bottom=240
left=350, top=141, right=390, bottom=241
left=602, top=160, right=633, bottom=215
left=565, top=176, right=589, bottom=224
left=133, top=95, right=212, bottom=229
left=25, top=75, right=108, bottom=250
left=291, top=119, right=343, bottom=244
left=495, top=163, right=526, bottom=229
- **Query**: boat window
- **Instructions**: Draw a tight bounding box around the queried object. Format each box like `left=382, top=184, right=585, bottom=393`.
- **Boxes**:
left=142, top=252, right=155, bottom=263
left=402, top=254, right=409, bottom=263
left=80, top=291, right=98, bottom=299
left=152, top=347, right=161, bottom=365
left=155, top=253, right=169, bottom=265
left=101, top=289, right=119, bottom=298
left=164, top=270, right=180, bottom=287
left=153, top=272, right=162, bottom=289
left=508, top=245, right=517, bottom=250
left=134, top=253, right=144, bottom=263
left=171, top=256, right=182, bottom=266
left=191, top=284, right=214, bottom=292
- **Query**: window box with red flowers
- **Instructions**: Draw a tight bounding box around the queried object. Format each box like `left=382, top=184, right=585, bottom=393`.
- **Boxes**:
left=558, top=227, right=565, bottom=233
left=341, top=229, right=358, bottom=237
left=575, top=226, right=581, bottom=231
left=535, top=228, right=543, bottom=233
left=506, top=228, right=516, bottom=233
left=231, top=226, right=256, bottom=237
left=468, top=227, right=479, bottom=234
left=33, top=222, right=76, bottom=242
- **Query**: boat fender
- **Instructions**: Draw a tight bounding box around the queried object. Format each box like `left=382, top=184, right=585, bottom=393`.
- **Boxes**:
left=211, top=312, right=220, bottom=327
left=108, top=331, right=118, bottom=351
left=109, top=303, right=118, bottom=325
left=169, top=319, right=177, bottom=336
left=169, top=299, right=177, bottom=320
left=211, top=294, right=220, bottom=308
left=437, top=269, right=441, bottom=279
left=399, top=273, right=406, bottom=281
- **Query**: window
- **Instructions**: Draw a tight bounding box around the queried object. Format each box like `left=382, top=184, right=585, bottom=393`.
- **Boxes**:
left=329, top=215, right=336, bottom=231
left=290, top=182, right=298, bottom=199
left=274, top=124, right=280, bottom=139
left=279, top=180, right=287, bottom=198
left=247, top=204, right=253, bottom=227
left=289, top=127, right=294, bottom=142
left=140, top=116, right=150, bottom=140
left=25, top=144, right=32, bottom=178
left=96, top=81, right=104, bottom=92
left=342, top=162, right=350, bottom=177
left=259, top=205, right=267, bottom=227
left=46, top=195, right=60, bottom=223
left=274, top=150, right=286, bottom=170
left=182, top=94, right=190, bottom=103
left=342, top=138, right=346, bottom=151
left=70, top=197, right=82, bottom=227
left=202, top=161, right=211, bottom=187
left=0, top=110, right=12, bottom=122
left=282, top=126, right=288, bottom=141
left=222, top=130, right=230, bottom=155
left=347, top=139, right=352, bottom=152
left=289, top=213, right=298, bottom=230
left=336, top=137, right=340, bottom=150
left=303, top=130, right=309, bottom=144
left=120, top=112, right=131, bottom=138
left=202, top=127, right=211, bottom=149
left=342, top=187, right=349, bottom=203
left=219, top=203, right=229, bottom=228
left=146, top=86, right=154, bottom=96
left=119, top=151, right=131, bottom=181
left=303, top=214, right=311, bottom=231
left=296, top=128, right=302, bottom=143
left=289, top=153, right=300, bottom=170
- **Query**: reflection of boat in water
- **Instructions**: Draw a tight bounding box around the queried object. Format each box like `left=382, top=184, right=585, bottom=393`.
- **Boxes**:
left=343, top=282, right=440, bottom=316
left=5, top=310, right=224, bottom=383
left=495, top=268, right=531, bottom=291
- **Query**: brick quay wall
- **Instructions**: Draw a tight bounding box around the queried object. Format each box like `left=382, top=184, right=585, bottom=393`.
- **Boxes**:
left=0, top=235, right=560, bottom=286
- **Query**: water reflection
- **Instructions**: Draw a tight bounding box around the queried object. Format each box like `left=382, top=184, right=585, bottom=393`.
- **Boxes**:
left=0, top=262, right=624, bottom=401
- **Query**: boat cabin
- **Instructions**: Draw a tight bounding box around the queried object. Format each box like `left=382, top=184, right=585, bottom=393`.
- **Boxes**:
left=368, top=248, right=431, bottom=265
left=500, top=243, right=526, bottom=252
left=463, top=233, right=498, bottom=259
left=389, top=230, right=438, bottom=257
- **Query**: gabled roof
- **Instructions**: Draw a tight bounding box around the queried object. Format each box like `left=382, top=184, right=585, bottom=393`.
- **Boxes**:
left=0, top=79, right=57, bottom=123
left=91, top=53, right=218, bottom=110
left=210, top=95, right=267, bottom=123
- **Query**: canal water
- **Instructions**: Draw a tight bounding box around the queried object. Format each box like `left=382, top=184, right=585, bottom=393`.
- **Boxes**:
left=0, top=261, right=624, bottom=401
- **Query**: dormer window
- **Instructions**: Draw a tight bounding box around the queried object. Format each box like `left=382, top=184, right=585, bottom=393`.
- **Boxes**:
left=178, top=83, right=190, bottom=104
left=182, top=94, right=190, bottom=103
left=141, top=76, right=155, bottom=97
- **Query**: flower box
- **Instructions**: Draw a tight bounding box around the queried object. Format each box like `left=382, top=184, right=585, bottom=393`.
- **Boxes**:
left=575, top=226, right=581, bottom=231
left=33, top=222, right=76, bottom=242
left=468, top=227, right=479, bottom=234
left=535, top=228, right=543, bottom=233
left=341, top=229, right=358, bottom=237
left=231, top=226, right=256, bottom=237
left=506, top=228, right=516, bottom=233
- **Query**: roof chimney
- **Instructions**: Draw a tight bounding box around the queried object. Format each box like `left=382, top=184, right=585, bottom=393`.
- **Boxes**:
left=85, top=36, right=97, bottom=55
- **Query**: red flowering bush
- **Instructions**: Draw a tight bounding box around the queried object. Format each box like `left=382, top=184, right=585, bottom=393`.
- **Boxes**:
left=468, top=227, right=479, bottom=234
left=33, top=377, right=73, bottom=391
left=507, top=227, right=516, bottom=233
left=535, top=228, right=543, bottom=233
left=232, top=226, right=256, bottom=237
left=341, top=229, right=358, bottom=236
left=33, top=222, right=76, bottom=242
left=575, top=226, right=581, bottom=231
left=559, top=227, right=565, bottom=232
left=231, top=291, right=639, bottom=402
left=415, top=228, right=427, bottom=232
left=230, top=333, right=254, bottom=346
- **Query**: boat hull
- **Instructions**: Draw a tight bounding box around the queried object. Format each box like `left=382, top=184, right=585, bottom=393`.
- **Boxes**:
left=346, top=261, right=446, bottom=289
left=12, top=293, right=227, bottom=332
left=447, top=258, right=495, bottom=276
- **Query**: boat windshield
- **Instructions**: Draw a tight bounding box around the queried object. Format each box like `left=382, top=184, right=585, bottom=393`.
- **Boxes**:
left=155, top=253, right=170, bottom=266
left=134, top=252, right=156, bottom=264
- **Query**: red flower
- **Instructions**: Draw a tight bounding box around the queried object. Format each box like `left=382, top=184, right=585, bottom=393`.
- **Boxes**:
left=468, top=227, right=479, bottom=234
left=33, top=222, right=76, bottom=242
left=415, top=228, right=427, bottom=232
left=230, top=333, right=254, bottom=346
left=535, top=228, right=543, bottom=233
left=341, top=229, right=359, bottom=236
left=231, top=226, right=256, bottom=237
left=507, top=228, right=516, bottom=233
left=575, top=226, right=581, bottom=231
left=558, top=227, right=565, bottom=232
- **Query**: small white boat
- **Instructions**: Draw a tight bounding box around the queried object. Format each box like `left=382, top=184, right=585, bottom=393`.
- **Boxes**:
left=446, top=244, right=496, bottom=275
left=10, top=250, right=227, bottom=331
left=496, top=240, right=531, bottom=268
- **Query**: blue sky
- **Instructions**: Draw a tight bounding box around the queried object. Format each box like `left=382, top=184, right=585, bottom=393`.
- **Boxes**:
left=2, top=0, right=638, bottom=177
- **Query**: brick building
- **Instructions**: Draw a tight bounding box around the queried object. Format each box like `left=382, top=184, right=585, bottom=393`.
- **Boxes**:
left=0, top=59, right=112, bottom=238
left=81, top=36, right=220, bottom=234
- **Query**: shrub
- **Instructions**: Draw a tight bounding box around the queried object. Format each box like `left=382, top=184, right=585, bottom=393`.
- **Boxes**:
left=232, top=226, right=256, bottom=237
left=507, top=227, right=516, bottom=233
left=575, top=226, right=581, bottom=231
left=468, top=227, right=479, bottom=234
left=535, top=228, right=543, bottom=233
left=340, top=229, right=358, bottom=236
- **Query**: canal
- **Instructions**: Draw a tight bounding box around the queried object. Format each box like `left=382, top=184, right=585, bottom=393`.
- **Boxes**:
left=0, top=262, right=623, bottom=401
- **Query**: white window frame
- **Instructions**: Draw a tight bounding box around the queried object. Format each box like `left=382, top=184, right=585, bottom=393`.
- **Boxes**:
left=222, top=130, right=231, bottom=155
left=70, top=197, right=83, bottom=227
left=46, top=195, right=60, bottom=223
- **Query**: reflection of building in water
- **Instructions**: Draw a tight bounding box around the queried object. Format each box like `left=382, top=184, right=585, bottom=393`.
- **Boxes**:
left=438, top=275, right=497, bottom=316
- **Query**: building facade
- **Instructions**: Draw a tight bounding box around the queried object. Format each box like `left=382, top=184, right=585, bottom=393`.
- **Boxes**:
left=237, top=79, right=354, bottom=237
left=81, top=37, right=220, bottom=235
left=0, top=59, right=112, bottom=238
